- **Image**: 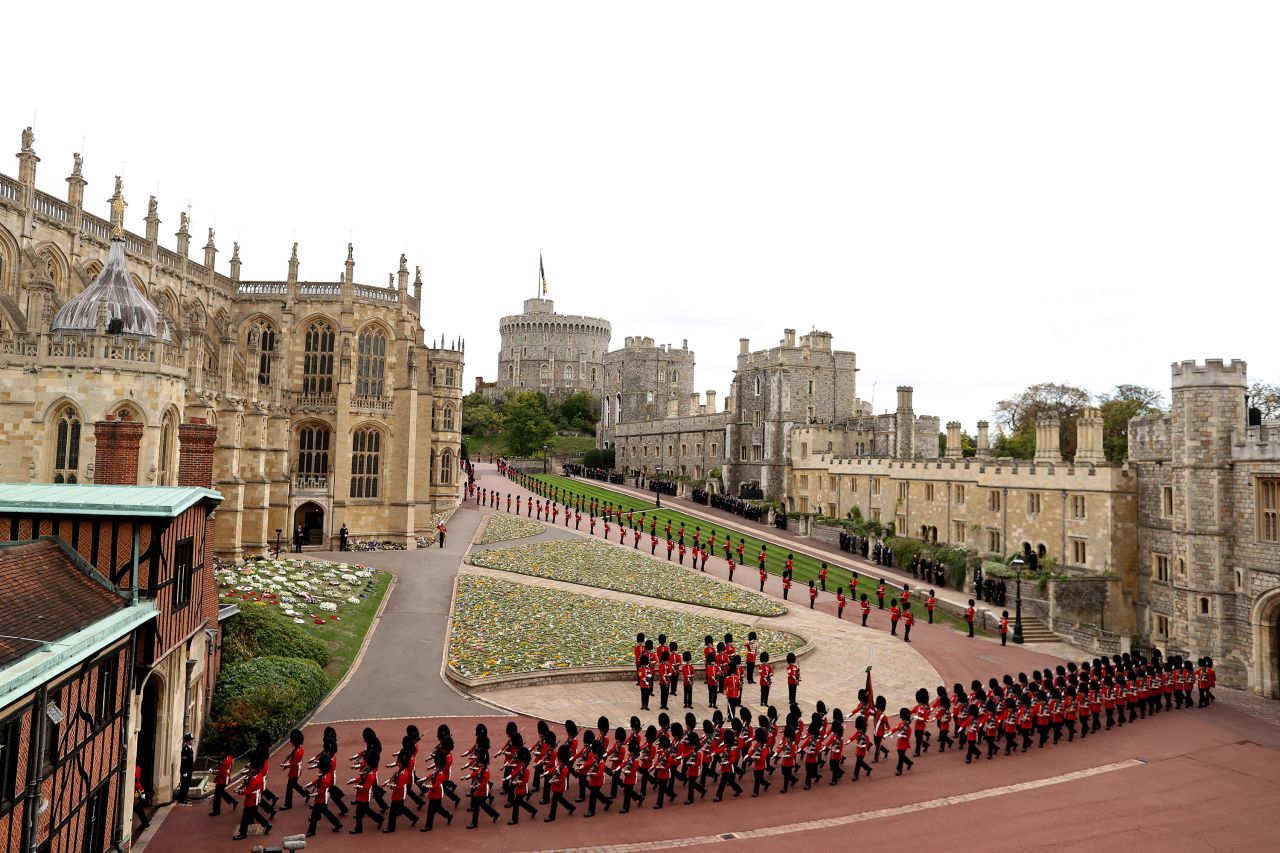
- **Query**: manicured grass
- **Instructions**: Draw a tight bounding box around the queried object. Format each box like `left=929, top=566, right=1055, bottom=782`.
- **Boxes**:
left=520, top=473, right=656, bottom=514
left=526, top=472, right=981, bottom=636
left=449, top=574, right=803, bottom=679
left=315, top=571, right=392, bottom=686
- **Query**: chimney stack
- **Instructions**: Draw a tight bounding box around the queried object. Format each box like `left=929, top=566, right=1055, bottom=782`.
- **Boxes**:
left=1034, top=417, right=1063, bottom=463
left=976, top=420, right=991, bottom=458
left=177, top=418, right=218, bottom=488
left=92, top=414, right=144, bottom=485
left=705, top=390, right=716, bottom=413
left=739, top=338, right=750, bottom=355
left=1075, top=407, right=1105, bottom=463
left=946, top=421, right=963, bottom=458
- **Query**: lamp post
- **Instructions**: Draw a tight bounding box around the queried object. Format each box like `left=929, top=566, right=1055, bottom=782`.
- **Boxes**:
left=654, top=468, right=662, bottom=508
left=274, top=528, right=282, bottom=558
left=1010, top=555, right=1026, bottom=644
left=543, top=444, right=550, bottom=475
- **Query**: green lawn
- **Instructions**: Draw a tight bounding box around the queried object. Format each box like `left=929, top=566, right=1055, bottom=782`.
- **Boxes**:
left=526, top=472, right=980, bottom=636
left=316, top=571, right=392, bottom=686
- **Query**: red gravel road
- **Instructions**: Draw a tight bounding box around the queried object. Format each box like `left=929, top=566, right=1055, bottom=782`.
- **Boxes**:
left=144, top=704, right=1280, bottom=853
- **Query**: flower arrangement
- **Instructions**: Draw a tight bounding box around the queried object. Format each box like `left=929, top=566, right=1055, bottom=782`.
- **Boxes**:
left=470, top=539, right=787, bottom=617
left=477, top=515, right=545, bottom=545
left=218, top=557, right=378, bottom=627
left=448, top=575, right=802, bottom=679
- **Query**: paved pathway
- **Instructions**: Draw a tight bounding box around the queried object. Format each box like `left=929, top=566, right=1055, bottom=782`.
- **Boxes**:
left=312, top=504, right=499, bottom=722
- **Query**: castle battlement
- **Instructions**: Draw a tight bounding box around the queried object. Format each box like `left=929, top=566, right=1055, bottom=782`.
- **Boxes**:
left=799, top=453, right=1130, bottom=488
left=1170, top=358, right=1248, bottom=389
left=1233, top=424, right=1280, bottom=461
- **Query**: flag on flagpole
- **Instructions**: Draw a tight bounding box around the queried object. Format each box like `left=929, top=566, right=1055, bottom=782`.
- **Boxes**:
left=863, top=665, right=875, bottom=717
left=540, top=252, right=547, bottom=296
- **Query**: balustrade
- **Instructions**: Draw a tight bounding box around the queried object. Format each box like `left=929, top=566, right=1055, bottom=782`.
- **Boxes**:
left=351, top=394, right=394, bottom=413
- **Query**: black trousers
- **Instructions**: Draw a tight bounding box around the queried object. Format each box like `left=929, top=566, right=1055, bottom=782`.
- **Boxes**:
left=177, top=772, right=193, bottom=803
left=747, top=660, right=755, bottom=683
left=508, top=793, right=537, bottom=823
left=852, top=755, right=871, bottom=779
left=422, top=798, right=451, bottom=830
left=307, top=801, right=342, bottom=834
left=715, top=770, right=742, bottom=799
left=546, top=790, right=574, bottom=820
left=788, top=683, right=797, bottom=706
left=236, top=804, right=269, bottom=837
left=210, top=783, right=237, bottom=815
left=352, top=801, right=383, bottom=832
left=284, top=776, right=308, bottom=809
left=469, top=794, right=500, bottom=826
left=385, top=799, right=416, bottom=831
left=585, top=786, right=612, bottom=815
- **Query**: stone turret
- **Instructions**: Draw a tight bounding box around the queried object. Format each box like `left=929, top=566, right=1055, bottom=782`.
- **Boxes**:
left=895, top=386, right=915, bottom=459
left=345, top=242, right=355, bottom=284
left=288, top=242, right=299, bottom=283
left=144, top=196, right=160, bottom=243
left=203, top=228, right=217, bottom=270
left=229, top=243, right=242, bottom=281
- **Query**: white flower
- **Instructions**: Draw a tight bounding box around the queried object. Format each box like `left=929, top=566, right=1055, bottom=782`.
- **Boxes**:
left=319, top=601, right=338, bottom=612
left=347, top=596, right=360, bottom=604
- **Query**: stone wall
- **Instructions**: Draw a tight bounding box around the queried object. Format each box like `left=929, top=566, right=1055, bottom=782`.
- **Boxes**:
left=496, top=297, right=610, bottom=399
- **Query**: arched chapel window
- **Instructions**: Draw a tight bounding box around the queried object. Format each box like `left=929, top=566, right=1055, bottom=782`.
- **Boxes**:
left=303, top=320, right=336, bottom=395
left=53, top=405, right=82, bottom=483
left=356, top=327, right=387, bottom=397
left=350, top=428, right=381, bottom=498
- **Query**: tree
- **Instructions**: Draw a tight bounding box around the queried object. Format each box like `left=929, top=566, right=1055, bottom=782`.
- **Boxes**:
left=993, top=382, right=1092, bottom=460
left=557, top=391, right=599, bottom=433
left=990, top=426, right=1035, bottom=460
left=1250, top=381, right=1280, bottom=421
left=502, top=392, right=556, bottom=456
left=461, top=392, right=504, bottom=436
left=1097, top=384, right=1165, bottom=461
left=939, top=431, right=978, bottom=458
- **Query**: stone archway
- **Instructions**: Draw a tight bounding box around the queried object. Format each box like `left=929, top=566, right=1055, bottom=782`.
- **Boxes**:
left=294, top=501, right=325, bottom=547
left=138, top=673, right=166, bottom=795
left=1249, top=588, right=1280, bottom=698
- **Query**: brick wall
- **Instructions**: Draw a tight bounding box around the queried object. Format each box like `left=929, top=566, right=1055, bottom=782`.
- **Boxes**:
left=92, top=413, right=144, bottom=485
left=177, top=418, right=217, bottom=488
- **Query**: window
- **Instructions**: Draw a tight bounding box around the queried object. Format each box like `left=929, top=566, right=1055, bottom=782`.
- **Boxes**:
left=1199, top=597, right=1210, bottom=615
left=988, top=490, right=1001, bottom=512
left=297, top=424, right=330, bottom=485
left=1162, top=486, right=1174, bottom=518
left=754, top=376, right=762, bottom=396
left=1071, top=538, right=1088, bottom=566
left=350, top=428, right=382, bottom=498
left=1153, top=553, right=1170, bottom=582
left=443, top=405, right=455, bottom=431
left=248, top=319, right=277, bottom=385
left=356, top=328, right=387, bottom=396
left=1178, top=557, right=1186, bottom=576
left=711, top=443, right=718, bottom=456
left=800, top=442, right=808, bottom=459
left=173, top=537, right=194, bottom=608
left=1071, top=495, right=1087, bottom=519
left=591, top=368, right=597, bottom=383
left=82, top=782, right=110, bottom=853
left=751, top=445, right=762, bottom=462
left=925, top=484, right=935, bottom=501
left=53, top=404, right=82, bottom=483
left=539, top=363, right=549, bottom=381
left=954, top=520, right=966, bottom=543
left=954, top=484, right=965, bottom=505
left=0, top=714, right=19, bottom=806
left=898, top=482, right=908, bottom=501
left=1155, top=615, right=1170, bottom=639
left=158, top=411, right=175, bottom=486
left=1260, top=478, right=1279, bottom=543
left=871, top=508, right=881, bottom=522
left=658, top=369, right=665, bottom=382
left=987, top=529, right=1001, bottom=554
left=895, top=515, right=906, bottom=535
left=94, top=653, right=118, bottom=726
left=671, top=370, right=678, bottom=383
left=563, top=365, right=573, bottom=380
left=302, top=320, right=336, bottom=395
left=739, top=445, right=748, bottom=461
left=1027, top=492, right=1041, bottom=514
left=440, top=450, right=453, bottom=484
left=871, top=477, right=881, bottom=496
left=808, top=380, right=814, bottom=395
left=647, top=391, right=654, bottom=404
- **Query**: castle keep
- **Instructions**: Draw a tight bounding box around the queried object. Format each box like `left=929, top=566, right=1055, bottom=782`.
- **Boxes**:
left=0, top=128, right=463, bottom=558
left=487, top=296, right=610, bottom=399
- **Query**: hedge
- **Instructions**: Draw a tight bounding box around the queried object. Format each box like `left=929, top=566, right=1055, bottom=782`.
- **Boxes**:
left=204, top=656, right=328, bottom=753
left=220, top=605, right=331, bottom=669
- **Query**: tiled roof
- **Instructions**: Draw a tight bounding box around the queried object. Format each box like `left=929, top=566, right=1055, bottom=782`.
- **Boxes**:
left=0, top=539, right=127, bottom=667
left=0, top=483, right=221, bottom=517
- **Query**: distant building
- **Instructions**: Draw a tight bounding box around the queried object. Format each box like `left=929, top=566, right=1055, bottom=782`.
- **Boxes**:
left=494, top=297, right=610, bottom=399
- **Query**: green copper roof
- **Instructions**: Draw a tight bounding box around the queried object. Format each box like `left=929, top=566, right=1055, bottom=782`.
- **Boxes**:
left=0, top=483, right=222, bottom=517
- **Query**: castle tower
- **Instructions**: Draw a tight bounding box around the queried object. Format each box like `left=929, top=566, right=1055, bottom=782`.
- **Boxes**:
left=1167, top=359, right=1248, bottom=667
left=496, top=295, right=610, bottom=400
left=895, top=386, right=914, bottom=459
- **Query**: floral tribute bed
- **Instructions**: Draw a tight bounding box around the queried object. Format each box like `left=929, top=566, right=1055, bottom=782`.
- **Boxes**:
left=476, top=515, right=546, bottom=544
left=217, top=557, right=381, bottom=627
left=448, top=574, right=803, bottom=679
left=470, top=539, right=787, bottom=617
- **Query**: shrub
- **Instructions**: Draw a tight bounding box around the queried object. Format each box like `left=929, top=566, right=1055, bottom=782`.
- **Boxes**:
left=204, top=656, right=328, bottom=754
left=221, top=606, right=330, bottom=669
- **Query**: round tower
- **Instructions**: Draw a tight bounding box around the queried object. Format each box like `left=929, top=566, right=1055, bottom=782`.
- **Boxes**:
left=496, top=297, right=611, bottom=399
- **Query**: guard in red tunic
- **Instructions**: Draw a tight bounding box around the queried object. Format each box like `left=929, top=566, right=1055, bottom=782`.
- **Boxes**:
left=965, top=600, right=976, bottom=637
left=902, top=605, right=915, bottom=642
left=650, top=532, right=658, bottom=555
left=786, top=653, right=801, bottom=706
left=836, top=588, right=847, bottom=619
left=349, top=754, right=384, bottom=834
left=889, top=599, right=900, bottom=635
left=926, top=590, right=936, bottom=624
left=860, top=593, right=871, bottom=627
left=233, top=756, right=272, bottom=840
left=637, top=656, right=654, bottom=711
left=678, top=542, right=687, bottom=565
left=705, top=655, right=720, bottom=708
left=589, top=515, right=596, bottom=536
left=281, top=729, right=308, bottom=809
left=745, top=632, right=759, bottom=684
left=724, top=665, right=743, bottom=715
left=782, top=572, right=792, bottom=600
left=737, top=541, right=746, bottom=564
left=818, top=563, right=828, bottom=591
left=305, top=753, right=344, bottom=837
left=999, top=610, right=1010, bottom=646
left=727, top=557, right=736, bottom=581
left=666, top=538, right=675, bottom=561
left=209, top=744, right=237, bottom=816
left=877, top=580, right=886, bottom=609
left=757, top=565, right=767, bottom=592
left=632, top=527, right=641, bottom=549
left=420, top=752, right=453, bottom=832
left=466, top=752, right=500, bottom=827
left=808, top=580, right=819, bottom=609
left=758, top=652, right=773, bottom=706
left=680, top=651, right=696, bottom=708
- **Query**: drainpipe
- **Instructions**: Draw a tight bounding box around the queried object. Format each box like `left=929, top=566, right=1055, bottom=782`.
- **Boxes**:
left=131, top=526, right=141, bottom=605
left=111, top=634, right=137, bottom=851
left=23, top=686, right=48, bottom=853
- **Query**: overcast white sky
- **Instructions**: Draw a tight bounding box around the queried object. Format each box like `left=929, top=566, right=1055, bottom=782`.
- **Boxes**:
left=8, top=1, right=1277, bottom=427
